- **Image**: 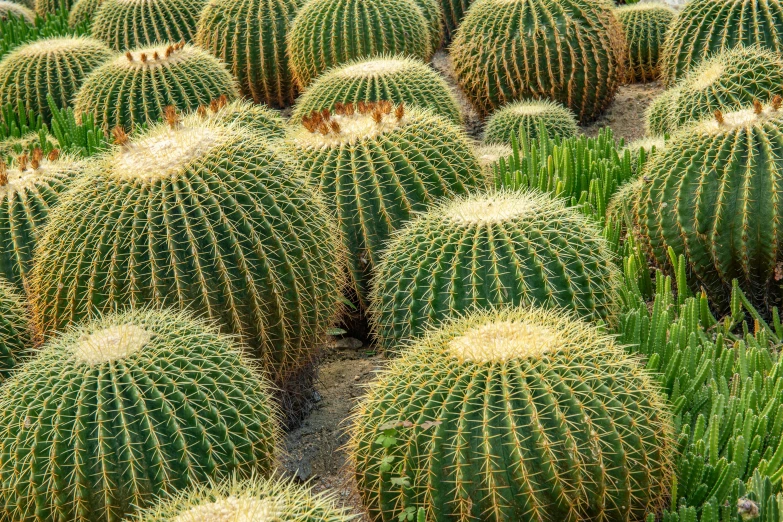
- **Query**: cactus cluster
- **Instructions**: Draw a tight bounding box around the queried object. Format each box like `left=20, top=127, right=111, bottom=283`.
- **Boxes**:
left=31, top=113, right=345, bottom=383
left=287, top=0, right=434, bottom=88
left=351, top=306, right=674, bottom=522
left=0, top=308, right=278, bottom=522
left=0, top=278, right=30, bottom=379
left=0, top=37, right=113, bottom=123
left=74, top=43, right=238, bottom=131
left=283, top=101, right=483, bottom=304
left=483, top=99, right=578, bottom=144
left=451, top=0, right=627, bottom=122
left=615, top=3, right=676, bottom=83
left=0, top=0, right=33, bottom=21
left=370, top=191, right=621, bottom=353
left=291, top=55, right=461, bottom=124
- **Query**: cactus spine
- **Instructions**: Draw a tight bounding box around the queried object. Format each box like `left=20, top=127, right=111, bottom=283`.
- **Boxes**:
left=34, top=0, right=74, bottom=15
left=0, top=278, right=30, bottom=379
left=0, top=308, right=279, bottom=522
left=483, top=99, right=579, bottom=144
left=413, top=0, right=444, bottom=53
left=615, top=3, right=675, bottom=83
left=0, top=0, right=33, bottom=20
left=68, top=0, right=103, bottom=28
left=645, top=87, right=679, bottom=136
left=451, top=0, right=626, bottom=122
left=195, top=0, right=301, bottom=108
left=194, top=96, right=287, bottom=141
left=439, top=0, right=472, bottom=39
left=351, top=306, right=674, bottom=522
left=475, top=143, right=512, bottom=180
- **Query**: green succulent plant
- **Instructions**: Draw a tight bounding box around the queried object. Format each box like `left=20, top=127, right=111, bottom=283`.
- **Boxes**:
left=0, top=36, right=113, bottom=123
left=413, top=0, right=444, bottom=53
left=0, top=0, right=33, bottom=21
left=67, top=0, right=102, bottom=28
left=0, top=131, right=55, bottom=159
left=439, top=0, right=472, bottom=39
left=0, top=277, right=30, bottom=379
left=474, top=143, right=512, bottom=179
left=645, top=87, right=679, bottom=136
left=194, top=96, right=287, bottom=141
left=282, top=101, right=484, bottom=305
left=195, top=0, right=301, bottom=108
left=615, top=2, right=676, bottom=83
left=622, top=135, right=666, bottom=171
left=291, top=55, right=461, bottom=125
left=73, top=42, right=238, bottom=131
left=451, top=0, right=627, bottom=122
left=34, top=0, right=73, bottom=15
left=30, top=113, right=346, bottom=384
left=483, top=99, right=578, bottom=144
left=286, top=0, right=433, bottom=88
left=351, top=306, right=674, bottom=522
left=7, top=0, right=34, bottom=10
left=0, top=308, right=279, bottom=522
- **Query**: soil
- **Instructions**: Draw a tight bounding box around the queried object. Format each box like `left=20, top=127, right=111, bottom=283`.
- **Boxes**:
left=279, top=51, right=666, bottom=520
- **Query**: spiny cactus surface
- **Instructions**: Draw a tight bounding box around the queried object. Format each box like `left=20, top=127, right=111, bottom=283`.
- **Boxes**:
left=645, top=87, right=679, bottom=136
left=74, top=43, right=238, bottom=131
left=31, top=114, right=345, bottom=383
left=0, top=37, right=113, bottom=123
left=34, top=0, right=73, bottom=15
left=451, top=0, right=626, bottom=122
left=291, top=55, right=461, bottom=124
left=195, top=0, right=301, bottom=107
left=195, top=96, right=286, bottom=141
left=0, top=0, right=33, bottom=20
left=439, top=0, right=472, bottom=39
left=282, top=102, right=483, bottom=305
left=0, top=277, right=30, bottom=379
left=351, top=306, right=674, bottom=522
left=475, top=143, right=512, bottom=179
left=413, top=0, right=444, bottom=54
left=0, top=308, right=278, bottom=522
left=615, top=3, right=675, bottom=83
left=68, top=0, right=102, bottom=28
left=370, top=191, right=621, bottom=353
left=287, top=0, right=433, bottom=88
left=483, top=99, right=578, bottom=144
left=91, top=0, right=207, bottom=50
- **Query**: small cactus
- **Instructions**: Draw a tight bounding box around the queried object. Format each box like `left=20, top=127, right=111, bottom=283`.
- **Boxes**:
left=645, top=87, right=679, bottom=136
left=291, top=55, right=461, bottom=125
left=483, top=99, right=579, bottom=144
left=0, top=308, right=279, bottom=522
left=0, top=37, right=113, bottom=123
left=194, top=95, right=287, bottom=141
left=0, top=0, right=33, bottom=21
left=351, top=306, right=674, bottom=522
left=615, top=2, right=676, bottom=83
left=0, top=277, right=31, bottom=379
left=74, top=43, right=238, bottom=131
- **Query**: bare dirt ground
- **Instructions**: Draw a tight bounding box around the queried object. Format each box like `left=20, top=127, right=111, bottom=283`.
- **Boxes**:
left=279, top=52, right=665, bottom=520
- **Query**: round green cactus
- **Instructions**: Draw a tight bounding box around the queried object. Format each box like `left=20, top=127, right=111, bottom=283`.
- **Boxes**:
left=74, top=43, right=238, bottom=131
left=287, top=0, right=433, bottom=88
left=439, top=0, right=472, bottom=39
left=451, top=0, right=626, bottom=122
left=351, top=306, right=674, bottom=522
left=413, top=0, right=444, bottom=53
left=483, top=99, right=579, bottom=144
left=369, top=190, right=621, bottom=353
left=660, top=0, right=783, bottom=85
left=131, top=477, right=354, bottom=522
left=0, top=278, right=31, bottom=379
left=635, top=101, right=783, bottom=307
left=623, top=135, right=666, bottom=172
left=91, top=0, right=207, bottom=50
left=475, top=143, right=512, bottom=180
left=645, top=87, right=679, bottom=136
left=0, top=37, right=113, bottom=123
left=31, top=114, right=345, bottom=383
left=0, top=0, right=33, bottom=20
left=195, top=0, right=301, bottom=108
left=0, top=308, right=278, bottom=522
left=291, top=55, right=461, bottom=124
left=0, top=150, right=82, bottom=290
left=193, top=96, right=287, bottom=141
left=34, top=0, right=73, bottom=15
left=282, top=102, right=484, bottom=305
left=68, top=0, right=102, bottom=28
left=615, top=3, right=676, bottom=83
left=7, top=0, right=34, bottom=10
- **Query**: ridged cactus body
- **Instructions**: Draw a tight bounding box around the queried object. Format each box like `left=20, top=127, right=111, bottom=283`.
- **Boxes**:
left=34, top=0, right=73, bottom=15
left=195, top=0, right=301, bottom=107
left=635, top=103, right=783, bottom=306
left=439, top=0, right=472, bottom=39
left=0, top=309, right=278, bottom=522
left=483, top=99, right=578, bottom=144
left=287, top=0, right=433, bottom=88
left=0, top=1, right=33, bottom=20
left=74, top=43, right=238, bottom=131
left=92, top=0, right=207, bottom=50
left=68, top=0, right=102, bottom=28
left=0, top=151, right=82, bottom=290
left=369, top=191, right=621, bottom=353
left=195, top=97, right=287, bottom=140
left=0, top=37, right=113, bottom=123
left=451, top=0, right=626, bottom=122
left=645, top=87, right=679, bottom=136
left=291, top=56, right=461, bottom=124
left=414, top=0, right=444, bottom=53
left=283, top=102, right=483, bottom=304
left=31, top=115, right=345, bottom=382
left=615, top=3, right=675, bottom=83
left=475, top=143, right=512, bottom=179
left=0, top=278, right=31, bottom=379
left=351, top=307, right=674, bottom=522
left=660, top=0, right=783, bottom=85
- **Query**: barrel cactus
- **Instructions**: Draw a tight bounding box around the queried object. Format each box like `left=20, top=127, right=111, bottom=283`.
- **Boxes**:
left=451, top=0, right=626, bottom=122
left=195, top=0, right=301, bottom=108
left=483, top=99, right=579, bottom=144
left=0, top=37, right=113, bottom=123
left=68, top=0, right=102, bottom=28
left=0, top=278, right=31, bottom=379
left=91, top=0, right=207, bottom=50
left=606, top=176, right=644, bottom=236
left=623, top=135, right=666, bottom=171
left=31, top=113, right=345, bottom=384
left=615, top=3, right=676, bottom=83
left=282, top=102, right=484, bottom=304
left=195, top=96, right=287, bottom=141
left=0, top=308, right=278, bottom=522
left=291, top=55, right=461, bottom=124
left=660, top=0, right=783, bottom=85
left=131, top=477, right=354, bottom=522
left=7, top=0, right=33, bottom=9
left=645, top=87, right=679, bottom=136
left=0, top=0, right=33, bottom=20
left=74, top=43, right=238, bottom=131
left=0, top=150, right=81, bottom=290
left=34, top=0, right=73, bottom=15
left=414, top=0, right=444, bottom=53
left=475, top=143, right=512, bottom=180
left=369, top=190, right=621, bottom=353
left=287, top=0, right=433, bottom=88
left=351, top=306, right=674, bottom=522
left=439, top=0, right=472, bottom=39
left=635, top=100, right=783, bottom=307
